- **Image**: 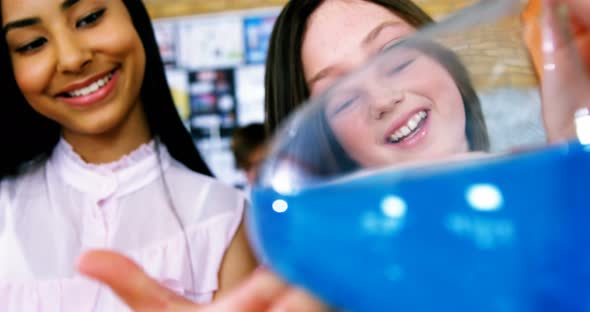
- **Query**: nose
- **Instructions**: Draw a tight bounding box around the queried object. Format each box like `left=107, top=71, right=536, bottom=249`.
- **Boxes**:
left=55, top=31, right=92, bottom=74
left=370, top=89, right=405, bottom=120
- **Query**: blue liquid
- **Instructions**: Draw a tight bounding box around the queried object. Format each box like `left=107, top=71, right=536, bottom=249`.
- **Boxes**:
left=249, top=142, right=590, bottom=312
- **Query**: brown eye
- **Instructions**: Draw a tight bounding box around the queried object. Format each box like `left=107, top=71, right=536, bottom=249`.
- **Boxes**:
left=76, top=8, right=106, bottom=28
left=16, top=37, right=48, bottom=54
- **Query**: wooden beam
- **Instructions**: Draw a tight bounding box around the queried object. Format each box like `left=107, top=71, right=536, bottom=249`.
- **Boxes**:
left=145, top=0, right=287, bottom=19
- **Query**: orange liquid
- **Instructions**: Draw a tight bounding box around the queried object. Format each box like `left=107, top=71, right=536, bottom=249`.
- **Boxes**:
left=522, top=0, right=590, bottom=79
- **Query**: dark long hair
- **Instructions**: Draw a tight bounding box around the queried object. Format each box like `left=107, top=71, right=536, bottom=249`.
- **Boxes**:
left=0, top=0, right=212, bottom=177
left=264, top=0, right=435, bottom=135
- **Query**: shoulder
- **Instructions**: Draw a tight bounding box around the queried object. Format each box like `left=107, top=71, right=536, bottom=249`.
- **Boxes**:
left=1, top=159, right=48, bottom=204
left=167, top=158, right=245, bottom=202
left=164, top=158, right=247, bottom=221
left=0, top=159, right=48, bottom=238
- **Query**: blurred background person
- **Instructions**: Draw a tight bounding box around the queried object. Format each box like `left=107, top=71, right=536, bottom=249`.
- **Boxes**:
left=231, top=123, right=268, bottom=187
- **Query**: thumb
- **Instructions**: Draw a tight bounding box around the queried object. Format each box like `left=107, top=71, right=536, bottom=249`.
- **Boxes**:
left=557, top=0, right=590, bottom=29
left=206, top=269, right=289, bottom=311
left=77, top=250, right=195, bottom=311
left=539, top=0, right=590, bottom=142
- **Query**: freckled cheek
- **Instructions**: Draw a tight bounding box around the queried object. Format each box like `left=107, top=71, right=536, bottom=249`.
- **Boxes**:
left=333, top=118, right=372, bottom=150
left=442, top=83, right=466, bottom=124
left=431, top=80, right=467, bottom=139
left=424, top=75, right=463, bottom=114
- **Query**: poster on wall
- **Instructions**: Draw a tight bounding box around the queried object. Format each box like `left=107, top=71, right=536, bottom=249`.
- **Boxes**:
left=188, top=69, right=238, bottom=140
left=178, top=16, right=244, bottom=69
left=153, top=20, right=177, bottom=66
left=243, top=15, right=277, bottom=64
left=235, top=65, right=265, bottom=126
left=165, top=68, right=190, bottom=122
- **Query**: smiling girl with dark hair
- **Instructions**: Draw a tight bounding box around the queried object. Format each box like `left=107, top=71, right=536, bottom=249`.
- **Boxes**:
left=0, top=0, right=256, bottom=309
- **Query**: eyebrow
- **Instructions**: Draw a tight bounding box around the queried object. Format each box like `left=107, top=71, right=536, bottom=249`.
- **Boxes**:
left=361, top=21, right=403, bottom=46
left=61, top=0, right=81, bottom=11
left=307, top=66, right=335, bottom=89
left=2, top=18, right=41, bottom=34
left=307, top=20, right=404, bottom=89
left=2, top=0, right=81, bottom=34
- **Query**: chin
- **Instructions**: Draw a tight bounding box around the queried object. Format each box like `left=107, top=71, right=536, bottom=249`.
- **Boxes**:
left=66, top=119, right=121, bottom=137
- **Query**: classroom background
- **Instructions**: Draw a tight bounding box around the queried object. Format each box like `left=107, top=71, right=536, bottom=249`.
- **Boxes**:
left=145, top=0, right=543, bottom=186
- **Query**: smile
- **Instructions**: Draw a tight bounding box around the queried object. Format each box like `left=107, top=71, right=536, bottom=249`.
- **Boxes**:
left=63, top=71, right=114, bottom=98
left=386, top=110, right=428, bottom=144
left=56, top=68, right=120, bottom=108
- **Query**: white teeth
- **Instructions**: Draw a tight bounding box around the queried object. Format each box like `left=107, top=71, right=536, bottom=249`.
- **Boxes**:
left=400, top=126, right=411, bottom=136
left=68, top=72, right=113, bottom=98
left=407, top=119, right=418, bottom=130
left=388, top=110, right=428, bottom=143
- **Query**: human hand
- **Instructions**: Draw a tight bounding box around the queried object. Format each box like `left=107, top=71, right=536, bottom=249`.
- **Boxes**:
left=77, top=250, right=328, bottom=312
left=524, top=0, right=590, bottom=143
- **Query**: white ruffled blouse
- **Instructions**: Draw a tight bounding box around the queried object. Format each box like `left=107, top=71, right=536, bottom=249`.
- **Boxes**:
left=0, top=139, right=245, bottom=311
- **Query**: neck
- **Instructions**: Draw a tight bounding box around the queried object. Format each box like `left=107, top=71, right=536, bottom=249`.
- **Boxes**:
left=63, top=103, right=152, bottom=164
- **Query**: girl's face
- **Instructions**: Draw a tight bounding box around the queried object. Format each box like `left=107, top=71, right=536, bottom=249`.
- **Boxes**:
left=302, top=0, right=416, bottom=97
left=2, top=0, right=146, bottom=138
left=302, top=0, right=468, bottom=167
